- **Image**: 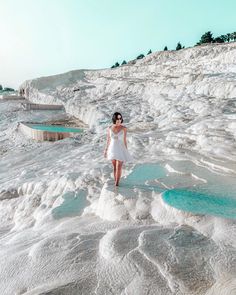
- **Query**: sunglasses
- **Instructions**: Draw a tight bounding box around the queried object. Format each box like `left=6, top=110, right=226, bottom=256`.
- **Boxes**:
left=116, top=117, right=122, bottom=121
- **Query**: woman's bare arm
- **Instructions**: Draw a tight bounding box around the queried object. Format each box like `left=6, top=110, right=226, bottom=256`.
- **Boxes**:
left=104, top=127, right=111, bottom=157
left=123, top=127, right=128, bottom=149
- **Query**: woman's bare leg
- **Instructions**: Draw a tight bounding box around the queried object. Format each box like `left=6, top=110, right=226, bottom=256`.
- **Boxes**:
left=112, top=160, right=117, bottom=183
left=115, top=160, right=123, bottom=186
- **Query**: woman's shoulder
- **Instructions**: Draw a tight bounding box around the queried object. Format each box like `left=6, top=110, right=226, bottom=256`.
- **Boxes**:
left=121, top=125, right=127, bottom=132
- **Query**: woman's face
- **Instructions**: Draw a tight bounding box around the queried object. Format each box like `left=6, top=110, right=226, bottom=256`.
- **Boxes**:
left=115, top=115, right=122, bottom=126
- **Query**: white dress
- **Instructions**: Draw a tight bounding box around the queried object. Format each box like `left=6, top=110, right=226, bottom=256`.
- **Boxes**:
left=107, top=127, right=133, bottom=162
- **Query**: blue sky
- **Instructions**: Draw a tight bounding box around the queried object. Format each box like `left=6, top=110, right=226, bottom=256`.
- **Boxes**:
left=0, top=0, right=235, bottom=88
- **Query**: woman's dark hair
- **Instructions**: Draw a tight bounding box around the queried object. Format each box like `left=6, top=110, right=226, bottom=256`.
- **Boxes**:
left=112, top=112, right=123, bottom=124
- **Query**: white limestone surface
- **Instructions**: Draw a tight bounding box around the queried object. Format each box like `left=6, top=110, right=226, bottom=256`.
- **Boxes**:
left=0, top=43, right=236, bottom=294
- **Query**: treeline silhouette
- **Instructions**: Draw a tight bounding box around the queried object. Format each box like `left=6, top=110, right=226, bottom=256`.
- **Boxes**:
left=0, top=85, right=15, bottom=91
left=111, top=30, right=236, bottom=68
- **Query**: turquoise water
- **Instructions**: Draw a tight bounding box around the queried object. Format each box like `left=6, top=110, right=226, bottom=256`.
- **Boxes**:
left=124, top=163, right=166, bottom=183
left=122, top=163, right=166, bottom=192
left=163, top=188, right=236, bottom=219
left=52, top=190, right=88, bottom=219
left=51, top=162, right=236, bottom=220
left=29, top=124, right=83, bottom=133
left=122, top=162, right=236, bottom=219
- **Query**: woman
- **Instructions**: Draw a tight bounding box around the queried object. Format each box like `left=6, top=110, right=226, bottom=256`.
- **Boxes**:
left=104, top=112, right=132, bottom=186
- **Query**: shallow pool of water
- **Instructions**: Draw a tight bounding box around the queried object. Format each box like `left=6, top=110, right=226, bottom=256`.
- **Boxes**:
left=52, top=190, right=88, bottom=219
left=122, top=163, right=166, bottom=192
left=122, top=162, right=236, bottom=219
left=28, top=124, right=83, bottom=133
left=125, top=164, right=166, bottom=183
left=163, top=188, right=236, bottom=219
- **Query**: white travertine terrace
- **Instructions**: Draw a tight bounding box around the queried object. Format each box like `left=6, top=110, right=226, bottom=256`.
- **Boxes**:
left=0, top=42, right=236, bottom=294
